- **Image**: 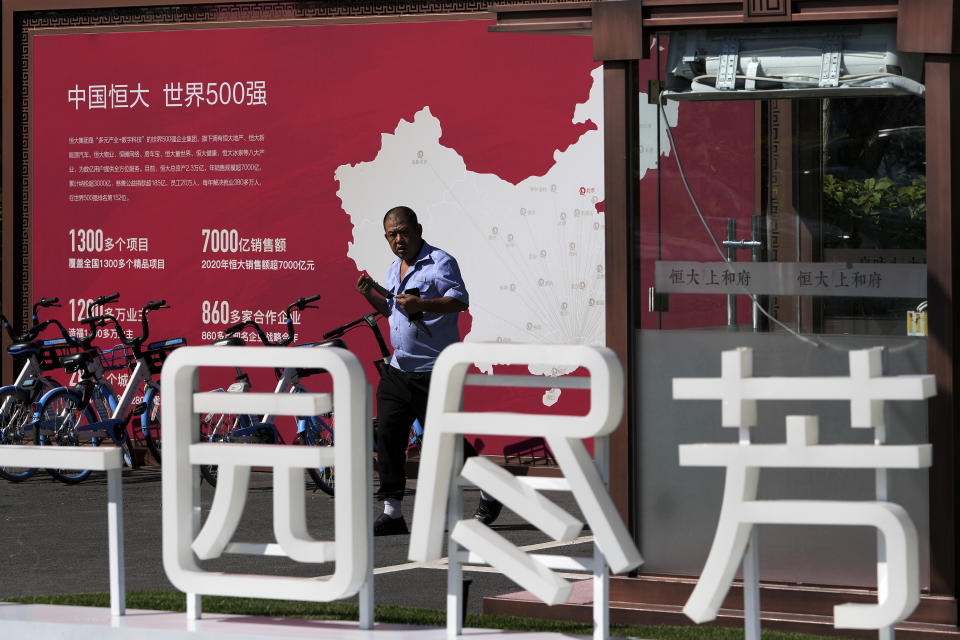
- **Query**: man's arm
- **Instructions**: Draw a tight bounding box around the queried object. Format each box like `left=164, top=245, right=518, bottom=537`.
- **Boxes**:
left=412, top=250, right=469, bottom=315
left=356, top=274, right=390, bottom=317
left=395, top=294, right=466, bottom=316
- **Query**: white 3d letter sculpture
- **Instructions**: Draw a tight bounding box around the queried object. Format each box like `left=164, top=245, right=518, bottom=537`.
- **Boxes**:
left=161, top=346, right=372, bottom=621
left=674, top=347, right=934, bottom=632
left=409, top=343, right=643, bottom=639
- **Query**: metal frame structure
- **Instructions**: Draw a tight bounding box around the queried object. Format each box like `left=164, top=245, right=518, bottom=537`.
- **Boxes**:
left=0, top=444, right=126, bottom=615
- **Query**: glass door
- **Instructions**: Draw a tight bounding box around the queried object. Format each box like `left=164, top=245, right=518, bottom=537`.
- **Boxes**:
left=633, top=30, right=929, bottom=589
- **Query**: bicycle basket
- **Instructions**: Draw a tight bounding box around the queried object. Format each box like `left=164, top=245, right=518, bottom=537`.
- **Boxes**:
left=99, top=344, right=133, bottom=371
left=138, top=337, right=186, bottom=374
left=8, top=337, right=74, bottom=371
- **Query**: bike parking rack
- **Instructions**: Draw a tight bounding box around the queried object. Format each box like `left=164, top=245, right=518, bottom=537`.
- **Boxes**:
left=0, top=445, right=125, bottom=616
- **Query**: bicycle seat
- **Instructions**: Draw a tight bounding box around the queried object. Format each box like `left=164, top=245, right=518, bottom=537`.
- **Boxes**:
left=212, top=336, right=245, bottom=347
left=289, top=339, right=348, bottom=378
left=61, top=349, right=96, bottom=374
left=7, top=341, right=39, bottom=357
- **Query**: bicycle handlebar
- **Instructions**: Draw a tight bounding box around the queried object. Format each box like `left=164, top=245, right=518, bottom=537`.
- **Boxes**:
left=2, top=314, right=77, bottom=347
left=321, top=311, right=391, bottom=361
left=137, top=300, right=169, bottom=346
left=322, top=314, right=368, bottom=340
left=293, top=294, right=322, bottom=309
left=36, top=318, right=80, bottom=348
left=222, top=295, right=321, bottom=347
left=3, top=297, right=71, bottom=344
left=80, top=299, right=171, bottom=355
left=224, top=319, right=286, bottom=346
left=32, top=297, right=61, bottom=321
left=82, top=314, right=123, bottom=335
left=5, top=294, right=161, bottom=354
left=224, top=321, right=251, bottom=336
left=88, top=293, right=119, bottom=319
left=144, top=299, right=167, bottom=312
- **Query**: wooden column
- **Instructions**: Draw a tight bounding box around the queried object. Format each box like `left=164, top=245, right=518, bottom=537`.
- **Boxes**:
left=602, top=59, right=639, bottom=526
left=900, top=0, right=960, bottom=613
left=921, top=54, right=960, bottom=604
left=594, top=0, right=644, bottom=529
left=2, top=0, right=16, bottom=383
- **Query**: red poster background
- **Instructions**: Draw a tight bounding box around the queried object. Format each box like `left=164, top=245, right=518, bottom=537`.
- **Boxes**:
left=31, top=20, right=601, bottom=450
left=31, top=21, right=756, bottom=452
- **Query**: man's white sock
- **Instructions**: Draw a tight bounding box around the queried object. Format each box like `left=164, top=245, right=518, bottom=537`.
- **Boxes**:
left=384, top=498, right=402, bottom=519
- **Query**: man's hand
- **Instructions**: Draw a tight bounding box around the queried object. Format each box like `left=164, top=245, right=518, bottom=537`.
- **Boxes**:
left=395, top=292, right=422, bottom=315
left=356, top=273, right=389, bottom=316
left=356, top=273, right=374, bottom=296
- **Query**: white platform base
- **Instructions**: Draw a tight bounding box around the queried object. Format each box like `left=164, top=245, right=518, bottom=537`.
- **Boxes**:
left=0, top=603, right=594, bottom=639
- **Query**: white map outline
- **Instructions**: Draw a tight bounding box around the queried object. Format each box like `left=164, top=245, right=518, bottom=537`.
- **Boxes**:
left=335, top=66, right=678, bottom=390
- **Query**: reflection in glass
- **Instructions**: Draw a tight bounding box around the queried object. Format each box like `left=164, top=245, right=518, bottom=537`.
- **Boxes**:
left=634, top=32, right=930, bottom=590
left=646, top=41, right=925, bottom=337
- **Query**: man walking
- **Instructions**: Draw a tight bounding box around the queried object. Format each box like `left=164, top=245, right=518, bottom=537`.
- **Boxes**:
left=357, top=205, right=501, bottom=535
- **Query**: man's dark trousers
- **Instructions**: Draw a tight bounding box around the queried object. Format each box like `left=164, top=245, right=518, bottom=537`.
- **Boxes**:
left=375, top=365, right=478, bottom=501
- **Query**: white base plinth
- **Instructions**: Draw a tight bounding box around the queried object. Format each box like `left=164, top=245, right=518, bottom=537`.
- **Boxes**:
left=0, top=603, right=593, bottom=639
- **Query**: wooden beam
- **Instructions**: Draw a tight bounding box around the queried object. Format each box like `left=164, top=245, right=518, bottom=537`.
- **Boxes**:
left=488, top=1, right=592, bottom=34
left=492, top=0, right=903, bottom=37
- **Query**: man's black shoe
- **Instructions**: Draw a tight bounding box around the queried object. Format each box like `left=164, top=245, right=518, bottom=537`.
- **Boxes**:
left=473, top=498, right=503, bottom=526
left=374, top=512, right=409, bottom=536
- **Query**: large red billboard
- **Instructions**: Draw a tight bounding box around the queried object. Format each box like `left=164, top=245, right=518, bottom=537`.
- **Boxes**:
left=31, top=19, right=607, bottom=449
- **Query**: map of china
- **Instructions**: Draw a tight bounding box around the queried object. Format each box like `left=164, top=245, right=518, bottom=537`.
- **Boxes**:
left=336, top=67, right=674, bottom=376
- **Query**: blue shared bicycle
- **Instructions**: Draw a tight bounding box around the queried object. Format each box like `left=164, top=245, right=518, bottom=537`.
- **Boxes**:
left=32, top=294, right=184, bottom=483
left=199, top=300, right=424, bottom=496
left=0, top=297, right=80, bottom=481
left=199, top=294, right=340, bottom=494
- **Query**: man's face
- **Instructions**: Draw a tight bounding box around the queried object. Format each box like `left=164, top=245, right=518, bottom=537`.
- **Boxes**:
left=383, top=215, right=423, bottom=262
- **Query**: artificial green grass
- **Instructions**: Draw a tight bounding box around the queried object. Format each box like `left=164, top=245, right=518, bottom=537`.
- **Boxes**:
left=7, top=590, right=853, bottom=640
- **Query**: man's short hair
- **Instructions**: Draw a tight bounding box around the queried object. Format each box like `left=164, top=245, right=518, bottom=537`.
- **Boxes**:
left=384, top=206, right=418, bottom=227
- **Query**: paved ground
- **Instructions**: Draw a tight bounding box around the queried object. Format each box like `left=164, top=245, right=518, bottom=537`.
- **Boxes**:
left=0, top=465, right=591, bottom=615
left=0, top=603, right=598, bottom=639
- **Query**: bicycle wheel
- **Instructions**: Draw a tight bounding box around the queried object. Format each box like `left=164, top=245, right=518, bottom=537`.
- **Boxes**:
left=34, top=388, right=100, bottom=484
left=0, top=388, right=38, bottom=481
left=141, top=386, right=162, bottom=463
left=124, top=412, right=149, bottom=458
left=198, top=410, right=241, bottom=486
left=90, top=391, right=136, bottom=470
left=300, top=416, right=335, bottom=496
